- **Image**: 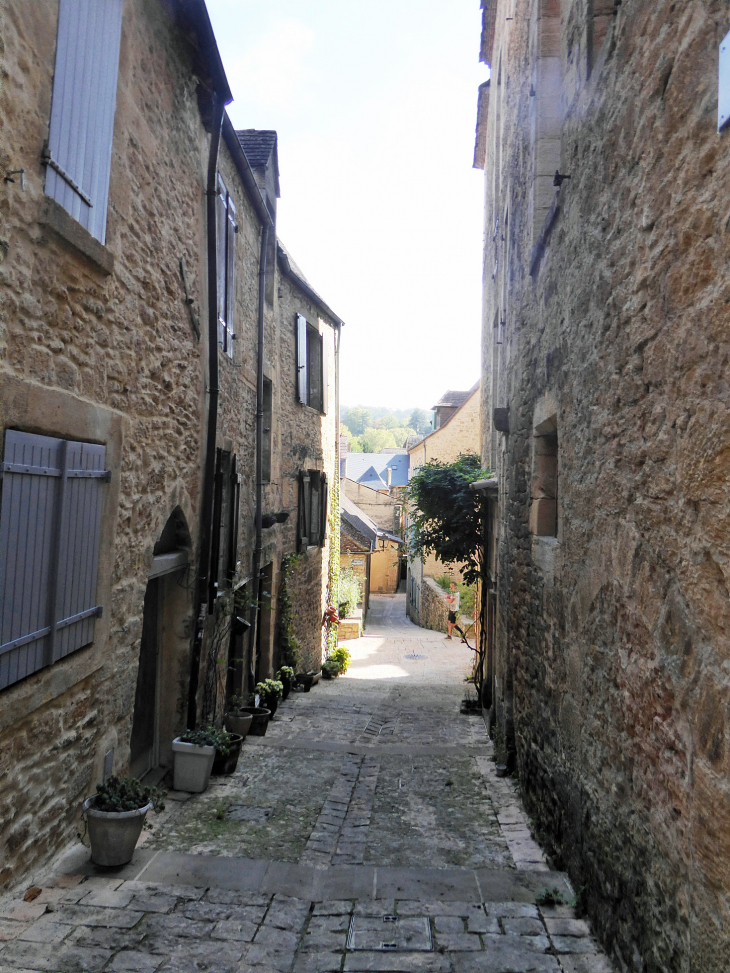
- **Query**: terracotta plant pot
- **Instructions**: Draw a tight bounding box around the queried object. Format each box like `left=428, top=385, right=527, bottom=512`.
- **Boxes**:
left=83, top=798, right=152, bottom=867
left=241, top=706, right=271, bottom=736
left=172, top=738, right=216, bottom=792
left=224, top=711, right=253, bottom=738
left=212, top=733, right=244, bottom=775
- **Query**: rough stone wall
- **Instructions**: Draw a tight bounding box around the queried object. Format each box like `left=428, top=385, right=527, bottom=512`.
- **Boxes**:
left=480, top=2, right=730, bottom=971
left=418, top=578, right=449, bottom=634
left=343, top=479, right=401, bottom=534
left=275, top=268, right=338, bottom=674
left=0, top=0, right=208, bottom=889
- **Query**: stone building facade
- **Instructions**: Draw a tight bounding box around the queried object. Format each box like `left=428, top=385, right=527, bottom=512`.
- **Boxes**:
left=476, top=2, right=730, bottom=970
left=0, top=0, right=340, bottom=891
left=406, top=384, right=481, bottom=622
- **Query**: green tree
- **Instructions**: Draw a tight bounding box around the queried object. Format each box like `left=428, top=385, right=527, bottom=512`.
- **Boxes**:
left=375, top=414, right=399, bottom=430
left=359, top=427, right=398, bottom=452
left=409, top=408, right=431, bottom=435
left=344, top=406, right=371, bottom=436
left=405, top=453, right=490, bottom=585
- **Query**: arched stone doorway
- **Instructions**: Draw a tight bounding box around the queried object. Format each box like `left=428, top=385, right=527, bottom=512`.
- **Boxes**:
left=130, top=508, right=193, bottom=779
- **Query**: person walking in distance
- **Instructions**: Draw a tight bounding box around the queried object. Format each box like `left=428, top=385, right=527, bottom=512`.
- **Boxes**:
left=445, top=582, right=465, bottom=641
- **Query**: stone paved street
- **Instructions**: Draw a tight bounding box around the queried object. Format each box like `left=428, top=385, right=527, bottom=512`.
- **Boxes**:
left=0, top=595, right=614, bottom=972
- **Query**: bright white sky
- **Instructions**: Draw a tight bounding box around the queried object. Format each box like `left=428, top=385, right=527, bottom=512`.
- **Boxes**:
left=206, top=0, right=487, bottom=411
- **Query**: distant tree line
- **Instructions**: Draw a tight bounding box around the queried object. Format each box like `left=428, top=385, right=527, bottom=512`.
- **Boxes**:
left=340, top=406, right=432, bottom=453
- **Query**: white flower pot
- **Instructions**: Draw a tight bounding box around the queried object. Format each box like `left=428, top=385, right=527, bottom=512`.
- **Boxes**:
left=83, top=798, right=152, bottom=867
left=172, top=738, right=216, bottom=792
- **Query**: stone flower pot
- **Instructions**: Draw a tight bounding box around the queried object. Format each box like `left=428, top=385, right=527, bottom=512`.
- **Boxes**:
left=224, top=711, right=253, bottom=739
left=172, top=738, right=216, bottom=792
left=83, top=798, right=152, bottom=867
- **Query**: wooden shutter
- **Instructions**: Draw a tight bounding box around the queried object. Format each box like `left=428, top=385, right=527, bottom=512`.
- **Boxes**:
left=297, top=471, right=309, bottom=551
left=227, top=454, right=240, bottom=583
left=45, top=0, right=123, bottom=244
left=0, top=431, right=108, bottom=690
left=321, top=332, right=329, bottom=415
left=309, top=474, right=320, bottom=547
left=216, top=175, right=228, bottom=350
left=296, top=314, right=308, bottom=403
left=319, top=473, right=328, bottom=547
left=225, top=196, right=237, bottom=358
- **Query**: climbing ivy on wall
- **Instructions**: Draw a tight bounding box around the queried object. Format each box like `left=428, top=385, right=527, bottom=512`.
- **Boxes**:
left=277, top=553, right=302, bottom=670
left=326, top=471, right=340, bottom=656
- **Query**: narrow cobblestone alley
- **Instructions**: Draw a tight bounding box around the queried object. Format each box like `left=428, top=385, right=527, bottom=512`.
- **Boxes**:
left=0, top=596, right=613, bottom=973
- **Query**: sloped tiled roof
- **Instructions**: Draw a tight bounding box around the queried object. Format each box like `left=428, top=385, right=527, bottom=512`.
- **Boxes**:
left=403, top=434, right=425, bottom=451
left=346, top=453, right=410, bottom=487
left=358, top=466, right=389, bottom=491
left=340, top=495, right=378, bottom=549
left=237, top=129, right=277, bottom=168
left=431, top=389, right=472, bottom=410
left=380, top=447, right=407, bottom=454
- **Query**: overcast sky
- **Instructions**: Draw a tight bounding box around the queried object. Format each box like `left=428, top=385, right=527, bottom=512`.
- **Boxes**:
left=206, top=0, right=487, bottom=412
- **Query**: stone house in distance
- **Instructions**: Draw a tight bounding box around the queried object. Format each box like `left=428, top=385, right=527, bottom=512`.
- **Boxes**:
left=406, top=383, right=480, bottom=629
left=0, top=0, right=341, bottom=891
left=476, top=1, right=730, bottom=970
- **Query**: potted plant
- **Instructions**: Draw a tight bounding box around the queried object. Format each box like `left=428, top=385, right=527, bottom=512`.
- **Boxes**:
left=322, top=659, right=340, bottom=679
left=256, top=679, right=283, bottom=717
left=172, top=726, right=231, bottom=793
left=277, top=666, right=295, bottom=700
left=224, top=694, right=254, bottom=738
left=82, top=776, right=165, bottom=867
left=331, top=646, right=351, bottom=674
left=212, top=732, right=244, bottom=775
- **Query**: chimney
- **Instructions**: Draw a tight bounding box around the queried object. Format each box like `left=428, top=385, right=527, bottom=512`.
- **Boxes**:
left=386, top=467, right=392, bottom=489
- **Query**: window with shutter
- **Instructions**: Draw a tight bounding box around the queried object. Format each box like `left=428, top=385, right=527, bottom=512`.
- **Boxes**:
left=295, top=314, right=325, bottom=412
left=210, top=450, right=239, bottom=604
left=216, top=175, right=237, bottom=358
left=297, top=470, right=328, bottom=549
left=296, top=314, right=308, bottom=403
left=44, top=0, right=123, bottom=244
left=0, top=430, right=109, bottom=691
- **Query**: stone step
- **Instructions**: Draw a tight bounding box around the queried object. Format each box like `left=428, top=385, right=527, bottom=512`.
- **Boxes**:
left=50, top=848, right=572, bottom=904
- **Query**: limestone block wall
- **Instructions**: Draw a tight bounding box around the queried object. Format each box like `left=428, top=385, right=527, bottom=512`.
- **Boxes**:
left=480, top=1, right=730, bottom=970
left=0, top=0, right=209, bottom=889
left=275, top=267, right=338, bottom=674
left=343, top=479, right=401, bottom=535
left=418, top=578, right=449, bottom=634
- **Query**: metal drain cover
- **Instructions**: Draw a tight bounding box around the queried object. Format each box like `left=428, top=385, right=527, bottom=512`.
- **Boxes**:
left=225, top=805, right=273, bottom=823
left=403, top=653, right=427, bottom=660
left=347, top=915, right=432, bottom=951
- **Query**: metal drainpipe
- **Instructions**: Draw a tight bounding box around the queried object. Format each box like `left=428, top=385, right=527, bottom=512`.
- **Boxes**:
left=249, top=222, right=270, bottom=689
left=187, top=94, right=225, bottom=730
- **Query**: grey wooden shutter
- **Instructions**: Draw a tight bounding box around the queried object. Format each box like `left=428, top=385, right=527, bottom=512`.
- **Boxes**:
left=309, top=473, right=320, bottom=546
left=225, top=196, right=237, bottom=358
left=45, top=0, right=123, bottom=244
left=217, top=175, right=228, bottom=350
left=298, top=471, right=309, bottom=551
left=321, top=332, right=329, bottom=415
left=319, top=473, right=328, bottom=546
left=296, top=314, right=308, bottom=403
left=0, top=431, right=108, bottom=690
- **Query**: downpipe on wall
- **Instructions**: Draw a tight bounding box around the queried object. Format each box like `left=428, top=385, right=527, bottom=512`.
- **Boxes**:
left=187, top=94, right=225, bottom=730
left=249, top=222, right=270, bottom=689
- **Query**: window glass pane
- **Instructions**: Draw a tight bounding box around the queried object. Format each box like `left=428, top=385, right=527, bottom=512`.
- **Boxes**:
left=307, top=326, right=322, bottom=412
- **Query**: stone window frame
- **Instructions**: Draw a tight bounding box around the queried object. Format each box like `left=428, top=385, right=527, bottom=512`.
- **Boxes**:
left=530, top=415, right=558, bottom=539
